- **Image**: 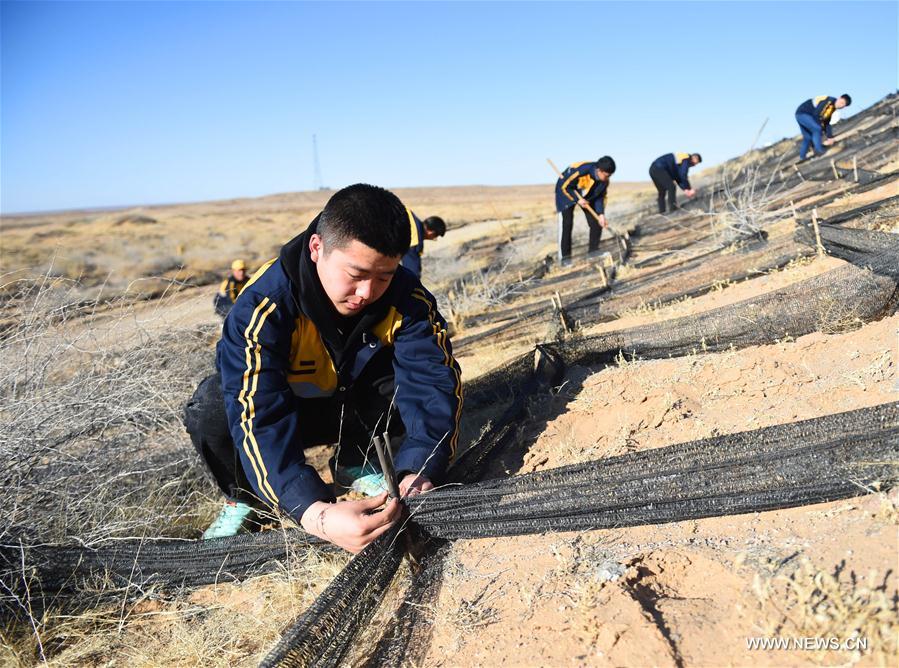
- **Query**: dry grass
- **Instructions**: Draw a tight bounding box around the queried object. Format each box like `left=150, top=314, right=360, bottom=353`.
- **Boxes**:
left=815, top=288, right=870, bottom=335
left=0, top=274, right=220, bottom=545
left=2, top=541, right=349, bottom=667
left=432, top=551, right=509, bottom=652
left=0, top=185, right=565, bottom=305
left=751, top=556, right=897, bottom=666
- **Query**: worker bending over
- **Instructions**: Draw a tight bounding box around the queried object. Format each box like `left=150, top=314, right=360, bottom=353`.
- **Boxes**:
left=649, top=153, right=702, bottom=214
left=184, top=184, right=462, bottom=553
left=554, top=156, right=616, bottom=266
left=214, top=259, right=250, bottom=318
left=402, top=212, right=446, bottom=278
left=795, top=94, right=851, bottom=161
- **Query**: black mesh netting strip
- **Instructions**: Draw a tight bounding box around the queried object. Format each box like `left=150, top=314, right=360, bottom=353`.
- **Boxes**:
left=258, top=525, right=406, bottom=668
left=409, top=402, right=897, bottom=531
left=0, top=528, right=329, bottom=608
left=363, top=539, right=452, bottom=668
left=821, top=193, right=899, bottom=225
left=257, top=392, right=535, bottom=668
left=456, top=232, right=803, bottom=350
left=465, top=225, right=899, bottom=407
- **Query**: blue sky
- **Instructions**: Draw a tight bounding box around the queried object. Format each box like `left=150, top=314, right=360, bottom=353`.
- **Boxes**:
left=2, top=1, right=896, bottom=214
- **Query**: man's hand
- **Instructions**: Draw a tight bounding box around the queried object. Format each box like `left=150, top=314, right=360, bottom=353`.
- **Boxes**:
left=684, top=188, right=696, bottom=198
left=300, top=494, right=401, bottom=554
left=598, top=213, right=608, bottom=228
left=577, top=197, right=588, bottom=209
left=823, top=138, right=835, bottom=146
left=399, top=473, right=434, bottom=498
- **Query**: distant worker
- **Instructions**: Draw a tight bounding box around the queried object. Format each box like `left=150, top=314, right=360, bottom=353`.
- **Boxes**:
left=213, top=259, right=249, bottom=318
left=648, top=152, right=702, bottom=214
left=554, top=156, right=616, bottom=266
left=401, top=212, right=446, bottom=278
left=795, top=94, right=852, bottom=161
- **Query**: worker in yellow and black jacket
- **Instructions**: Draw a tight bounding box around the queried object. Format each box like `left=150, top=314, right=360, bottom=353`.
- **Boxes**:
left=213, top=259, right=250, bottom=318
left=401, top=211, right=446, bottom=278
left=795, top=94, right=851, bottom=161
left=184, top=184, right=462, bottom=554
left=649, top=153, right=702, bottom=214
left=554, top=156, right=616, bottom=266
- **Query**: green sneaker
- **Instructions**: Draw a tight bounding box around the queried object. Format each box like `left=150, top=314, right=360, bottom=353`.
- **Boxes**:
left=351, top=472, right=388, bottom=496
left=203, top=500, right=254, bottom=539
left=334, top=462, right=387, bottom=497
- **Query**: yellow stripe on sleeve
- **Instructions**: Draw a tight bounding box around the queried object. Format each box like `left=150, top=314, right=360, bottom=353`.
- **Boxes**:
left=237, top=298, right=280, bottom=505
left=411, top=289, right=463, bottom=458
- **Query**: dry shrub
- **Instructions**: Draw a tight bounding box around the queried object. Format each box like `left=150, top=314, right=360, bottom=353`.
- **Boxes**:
left=0, top=273, right=220, bottom=546
left=444, top=259, right=539, bottom=321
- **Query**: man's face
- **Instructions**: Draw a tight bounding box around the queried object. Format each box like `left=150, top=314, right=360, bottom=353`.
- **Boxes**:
left=835, top=97, right=848, bottom=109
left=690, top=156, right=701, bottom=166
left=596, top=169, right=611, bottom=183
left=423, top=228, right=441, bottom=241
left=232, top=268, right=246, bottom=281
left=309, top=234, right=400, bottom=315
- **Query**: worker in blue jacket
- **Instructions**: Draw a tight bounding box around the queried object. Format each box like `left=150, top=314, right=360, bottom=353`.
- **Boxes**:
left=649, top=152, right=702, bottom=214
left=401, top=212, right=446, bottom=278
left=184, top=184, right=463, bottom=553
left=795, top=94, right=851, bottom=161
left=554, top=156, right=616, bottom=265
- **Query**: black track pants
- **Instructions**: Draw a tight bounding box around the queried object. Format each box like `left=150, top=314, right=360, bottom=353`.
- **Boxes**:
left=558, top=204, right=603, bottom=260
left=649, top=165, right=678, bottom=214
left=183, top=349, right=404, bottom=505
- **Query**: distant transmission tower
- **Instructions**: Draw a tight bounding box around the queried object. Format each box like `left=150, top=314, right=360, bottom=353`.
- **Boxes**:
left=312, top=134, right=325, bottom=191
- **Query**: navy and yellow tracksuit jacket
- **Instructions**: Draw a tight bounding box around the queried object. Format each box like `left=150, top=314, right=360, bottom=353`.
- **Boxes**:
left=651, top=153, right=694, bottom=190
left=796, top=96, right=838, bottom=138
left=554, top=162, right=609, bottom=214
left=400, top=209, right=425, bottom=278
left=216, top=218, right=463, bottom=520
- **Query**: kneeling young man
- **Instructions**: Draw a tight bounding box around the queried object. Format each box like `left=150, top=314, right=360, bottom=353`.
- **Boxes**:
left=185, top=184, right=462, bottom=553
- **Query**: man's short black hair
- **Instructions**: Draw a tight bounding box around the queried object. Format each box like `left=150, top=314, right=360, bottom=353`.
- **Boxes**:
left=423, top=216, right=446, bottom=237
left=596, top=155, right=616, bottom=174
left=692, top=153, right=703, bottom=163
left=839, top=93, right=852, bottom=106
left=318, top=184, right=410, bottom=257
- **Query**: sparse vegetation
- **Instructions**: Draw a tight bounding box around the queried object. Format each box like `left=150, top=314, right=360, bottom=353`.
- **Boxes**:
left=751, top=557, right=897, bottom=666
left=0, top=274, right=218, bottom=546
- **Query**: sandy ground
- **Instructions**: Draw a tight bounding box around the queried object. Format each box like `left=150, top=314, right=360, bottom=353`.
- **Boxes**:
left=425, top=312, right=898, bottom=667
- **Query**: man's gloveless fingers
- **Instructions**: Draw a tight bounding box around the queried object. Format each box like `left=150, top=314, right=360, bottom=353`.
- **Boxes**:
left=359, top=498, right=401, bottom=532
left=358, top=491, right=389, bottom=511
